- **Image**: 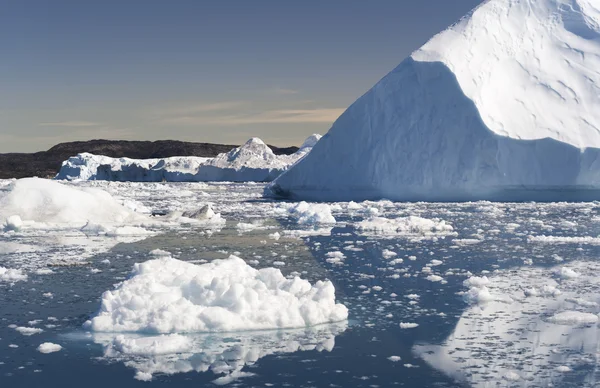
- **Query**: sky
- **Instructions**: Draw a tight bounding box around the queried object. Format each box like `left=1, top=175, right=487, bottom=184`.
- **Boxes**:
left=0, top=0, right=483, bottom=152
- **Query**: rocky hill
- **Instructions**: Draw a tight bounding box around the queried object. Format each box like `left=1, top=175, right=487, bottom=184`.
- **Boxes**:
left=0, top=139, right=299, bottom=179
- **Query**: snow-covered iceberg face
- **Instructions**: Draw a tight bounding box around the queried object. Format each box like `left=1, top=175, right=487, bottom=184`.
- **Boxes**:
left=413, top=0, right=600, bottom=148
left=414, top=260, right=600, bottom=386
left=90, top=322, right=347, bottom=383
left=268, top=0, right=600, bottom=201
left=85, top=254, right=348, bottom=333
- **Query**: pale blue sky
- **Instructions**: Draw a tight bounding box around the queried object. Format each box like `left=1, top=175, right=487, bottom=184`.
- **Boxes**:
left=0, top=0, right=482, bottom=152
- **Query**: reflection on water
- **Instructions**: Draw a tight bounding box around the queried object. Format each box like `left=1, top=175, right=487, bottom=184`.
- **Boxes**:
left=414, top=260, right=600, bottom=387
left=87, top=322, right=347, bottom=384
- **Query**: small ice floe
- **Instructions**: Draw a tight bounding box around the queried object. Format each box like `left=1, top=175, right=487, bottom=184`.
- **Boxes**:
left=149, top=249, right=171, bottom=257
left=554, top=267, right=580, bottom=279
left=503, top=371, right=521, bottom=381
left=382, top=249, right=397, bottom=259
left=85, top=254, right=348, bottom=333
left=14, top=326, right=43, bottom=336
left=547, top=311, right=598, bottom=325
left=3, top=215, right=23, bottom=232
left=555, top=365, right=572, bottom=373
left=388, top=356, right=402, bottom=362
left=425, top=275, right=444, bottom=282
left=326, top=251, right=346, bottom=265
left=399, top=322, right=419, bottom=329
left=37, top=343, right=62, bottom=354
left=0, top=267, right=27, bottom=283
left=287, top=202, right=336, bottom=225
left=356, top=216, right=454, bottom=238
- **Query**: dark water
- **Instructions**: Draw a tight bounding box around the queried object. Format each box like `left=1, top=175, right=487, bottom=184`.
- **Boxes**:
left=2, top=201, right=600, bottom=387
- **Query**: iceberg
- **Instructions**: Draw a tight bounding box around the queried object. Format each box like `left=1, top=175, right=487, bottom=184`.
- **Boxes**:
left=0, top=178, right=146, bottom=229
left=56, top=135, right=321, bottom=182
left=85, top=254, right=348, bottom=333
left=267, top=0, right=600, bottom=201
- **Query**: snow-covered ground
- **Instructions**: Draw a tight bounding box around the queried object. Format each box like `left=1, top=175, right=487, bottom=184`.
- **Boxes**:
left=56, top=135, right=321, bottom=182
left=269, top=0, right=600, bottom=201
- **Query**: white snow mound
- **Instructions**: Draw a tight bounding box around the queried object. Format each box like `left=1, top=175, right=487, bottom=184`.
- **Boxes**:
left=268, top=0, right=600, bottom=201
left=86, top=255, right=348, bottom=333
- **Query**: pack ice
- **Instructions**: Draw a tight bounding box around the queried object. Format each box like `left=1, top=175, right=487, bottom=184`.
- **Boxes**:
left=268, top=0, right=600, bottom=201
left=56, top=135, right=321, bottom=182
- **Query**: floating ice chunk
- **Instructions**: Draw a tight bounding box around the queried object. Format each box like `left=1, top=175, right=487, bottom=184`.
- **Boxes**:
left=388, top=356, right=402, bottom=362
left=105, top=226, right=155, bottom=237
left=287, top=202, right=336, bottom=225
left=463, top=276, right=490, bottom=288
left=547, top=311, right=599, bottom=325
left=37, top=343, right=62, bottom=354
left=181, top=204, right=215, bottom=221
left=528, top=235, right=600, bottom=245
left=504, top=371, right=521, bottom=381
left=463, top=286, right=495, bottom=305
left=356, top=216, right=454, bottom=237
left=325, top=251, right=346, bottom=264
left=0, top=267, right=27, bottom=283
left=149, top=249, right=171, bottom=257
left=0, top=178, right=145, bottom=228
left=86, top=256, right=348, bottom=333
left=399, top=322, right=419, bottom=329
left=4, top=215, right=23, bottom=231
left=425, top=275, right=444, bottom=282
left=14, top=326, right=43, bottom=336
left=554, top=267, right=580, bottom=279
left=555, top=365, right=572, bottom=373
left=382, top=249, right=397, bottom=259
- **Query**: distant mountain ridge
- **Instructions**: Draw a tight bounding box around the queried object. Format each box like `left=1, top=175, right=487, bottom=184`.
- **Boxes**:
left=0, top=139, right=299, bottom=179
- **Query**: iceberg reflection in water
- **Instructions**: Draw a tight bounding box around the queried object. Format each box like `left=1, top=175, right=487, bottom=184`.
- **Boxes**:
left=88, top=322, right=347, bottom=384
left=414, top=260, right=600, bottom=387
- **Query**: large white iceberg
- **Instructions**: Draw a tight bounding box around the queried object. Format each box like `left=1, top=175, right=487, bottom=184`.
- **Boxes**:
left=268, top=0, right=600, bottom=201
left=86, top=254, right=348, bottom=333
left=56, top=135, right=321, bottom=182
left=0, top=178, right=146, bottom=229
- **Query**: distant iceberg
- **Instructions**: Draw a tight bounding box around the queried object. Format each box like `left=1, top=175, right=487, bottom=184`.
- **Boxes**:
left=267, top=0, right=600, bottom=201
left=56, top=135, right=321, bottom=182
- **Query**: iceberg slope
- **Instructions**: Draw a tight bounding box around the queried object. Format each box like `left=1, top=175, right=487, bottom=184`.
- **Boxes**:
left=268, top=0, right=600, bottom=201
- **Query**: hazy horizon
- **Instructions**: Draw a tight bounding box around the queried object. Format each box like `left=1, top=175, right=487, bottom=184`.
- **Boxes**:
left=1, top=0, right=482, bottom=153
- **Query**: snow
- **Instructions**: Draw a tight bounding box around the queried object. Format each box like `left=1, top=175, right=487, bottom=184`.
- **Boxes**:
left=267, top=0, right=600, bottom=201
left=56, top=135, right=320, bottom=182
left=37, top=343, right=62, bottom=354
left=86, top=255, right=348, bottom=333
